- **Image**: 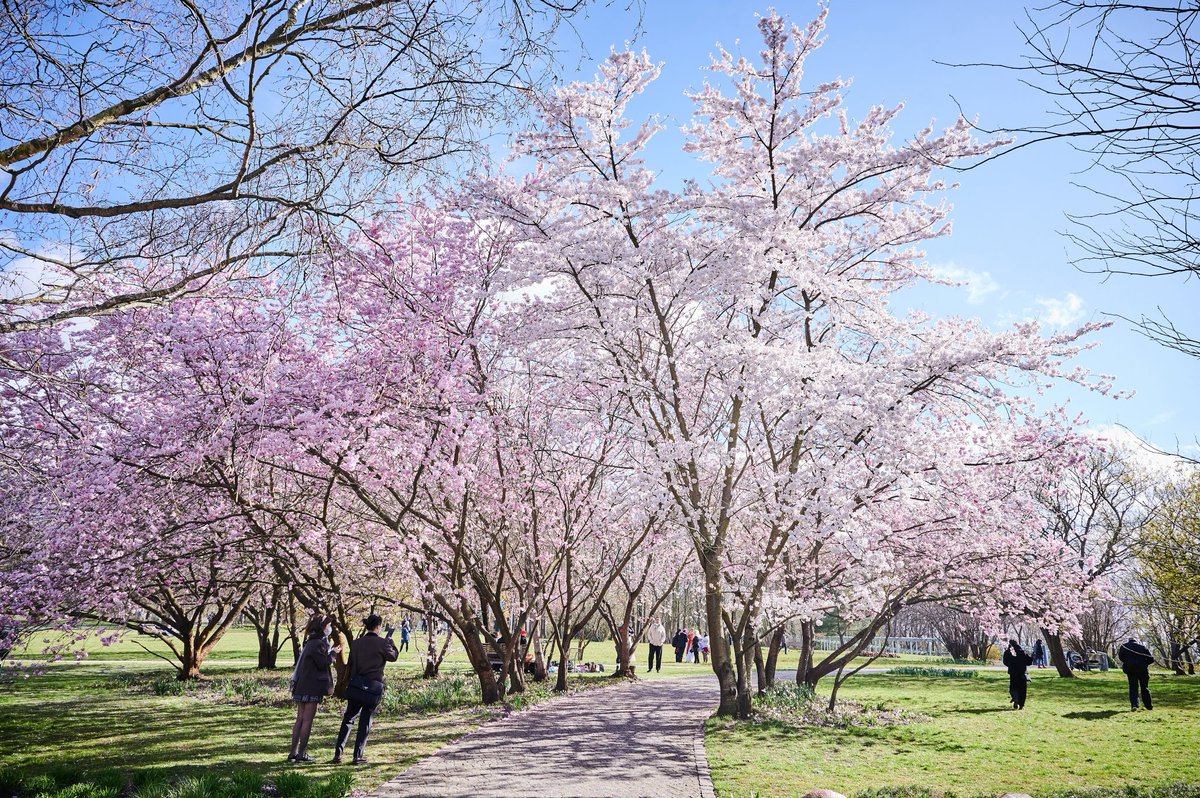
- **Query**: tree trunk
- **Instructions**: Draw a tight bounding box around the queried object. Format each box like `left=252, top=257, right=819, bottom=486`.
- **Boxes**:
left=1041, top=627, right=1076, bottom=679
left=461, top=628, right=502, bottom=704
left=555, top=637, right=572, bottom=692
left=753, top=640, right=767, bottom=696
left=702, top=558, right=739, bottom=717
left=733, top=627, right=755, bottom=718
left=530, top=629, right=548, bottom=682
left=795, top=620, right=815, bottom=688
left=762, top=626, right=783, bottom=691
left=178, top=640, right=204, bottom=680
left=252, top=601, right=280, bottom=669
left=613, top=629, right=635, bottom=678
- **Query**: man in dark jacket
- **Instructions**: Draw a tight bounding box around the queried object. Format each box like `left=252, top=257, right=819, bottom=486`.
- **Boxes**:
left=334, top=614, right=398, bottom=764
left=672, top=628, right=687, bottom=663
left=1118, top=637, right=1155, bottom=710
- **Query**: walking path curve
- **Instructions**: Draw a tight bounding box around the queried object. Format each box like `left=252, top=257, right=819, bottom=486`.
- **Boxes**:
left=371, top=675, right=718, bottom=798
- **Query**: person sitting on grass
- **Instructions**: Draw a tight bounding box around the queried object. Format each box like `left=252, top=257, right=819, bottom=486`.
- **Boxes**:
left=1002, top=639, right=1033, bottom=710
left=289, top=613, right=340, bottom=763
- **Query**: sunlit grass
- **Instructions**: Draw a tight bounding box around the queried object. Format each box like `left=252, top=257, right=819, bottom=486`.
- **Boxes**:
left=706, top=670, right=1200, bottom=798
left=0, top=661, right=608, bottom=791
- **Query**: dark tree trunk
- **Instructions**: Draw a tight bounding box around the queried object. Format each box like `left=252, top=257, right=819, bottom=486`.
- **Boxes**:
left=461, top=627, right=502, bottom=704
left=753, top=640, right=766, bottom=696
left=702, top=555, right=739, bottom=717
left=1041, top=627, right=1076, bottom=678
left=555, top=638, right=571, bottom=692
left=795, top=620, right=815, bottom=688
left=762, top=626, right=783, bottom=691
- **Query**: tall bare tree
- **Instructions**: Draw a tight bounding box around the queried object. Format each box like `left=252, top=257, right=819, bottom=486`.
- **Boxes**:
left=998, top=2, right=1200, bottom=356
left=0, top=0, right=585, bottom=336
left=1037, top=447, right=1151, bottom=676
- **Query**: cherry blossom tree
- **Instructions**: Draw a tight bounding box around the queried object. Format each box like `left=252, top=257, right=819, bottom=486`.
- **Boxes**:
left=479, top=9, right=1109, bottom=716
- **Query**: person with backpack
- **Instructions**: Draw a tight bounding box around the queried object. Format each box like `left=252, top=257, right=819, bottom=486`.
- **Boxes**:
left=333, top=613, right=399, bottom=764
left=1002, top=639, right=1034, bottom=710
left=289, top=613, right=340, bottom=762
left=1118, top=637, right=1155, bottom=711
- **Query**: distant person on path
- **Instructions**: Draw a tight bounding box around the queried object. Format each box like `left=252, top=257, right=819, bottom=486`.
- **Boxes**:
left=1002, top=640, right=1034, bottom=710
left=646, top=616, right=667, bottom=673
left=289, top=613, right=340, bottom=762
left=1032, top=639, right=1046, bottom=669
left=333, top=613, right=398, bottom=764
left=1119, top=637, right=1155, bottom=711
left=672, top=627, right=686, bottom=663
left=398, top=618, right=410, bottom=653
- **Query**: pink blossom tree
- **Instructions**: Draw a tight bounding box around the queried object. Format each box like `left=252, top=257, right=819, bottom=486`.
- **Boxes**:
left=479, top=9, right=1109, bottom=716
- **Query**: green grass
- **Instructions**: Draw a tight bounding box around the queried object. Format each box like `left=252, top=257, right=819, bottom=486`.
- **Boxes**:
left=0, top=661, right=610, bottom=792
left=706, top=670, right=1200, bottom=798
left=0, top=765, right=351, bottom=798
left=11, top=625, right=957, bottom=673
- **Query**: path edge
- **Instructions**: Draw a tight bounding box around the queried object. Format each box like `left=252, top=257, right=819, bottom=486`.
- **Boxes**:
left=693, top=711, right=716, bottom=798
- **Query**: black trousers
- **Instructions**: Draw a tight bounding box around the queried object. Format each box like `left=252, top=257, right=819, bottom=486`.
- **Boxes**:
left=1008, top=673, right=1028, bottom=708
left=399, top=638, right=409, bottom=652
left=1127, top=669, right=1152, bottom=709
left=674, top=646, right=683, bottom=663
left=647, top=644, right=663, bottom=672
left=335, top=699, right=378, bottom=759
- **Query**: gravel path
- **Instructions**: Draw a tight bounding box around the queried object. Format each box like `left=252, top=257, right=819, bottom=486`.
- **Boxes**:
left=371, top=676, right=718, bottom=798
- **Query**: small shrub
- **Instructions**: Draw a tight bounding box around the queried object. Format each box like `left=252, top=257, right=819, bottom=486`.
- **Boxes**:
left=933, top=657, right=986, bottom=666
left=273, top=773, right=351, bottom=798
left=890, top=667, right=977, bottom=678
left=148, top=676, right=187, bottom=696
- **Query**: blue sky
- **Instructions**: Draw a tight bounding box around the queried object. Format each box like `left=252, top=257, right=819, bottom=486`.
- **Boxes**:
left=543, top=1, right=1198, bottom=457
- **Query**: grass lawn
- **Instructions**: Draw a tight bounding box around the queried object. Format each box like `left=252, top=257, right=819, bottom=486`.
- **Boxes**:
left=706, top=669, right=1200, bottom=798
left=0, top=659, right=610, bottom=792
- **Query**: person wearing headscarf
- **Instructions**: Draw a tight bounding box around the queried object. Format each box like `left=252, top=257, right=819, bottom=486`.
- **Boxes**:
left=1002, top=639, right=1034, bottom=710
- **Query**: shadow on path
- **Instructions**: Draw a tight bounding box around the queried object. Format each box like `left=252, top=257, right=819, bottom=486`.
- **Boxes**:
left=371, top=676, right=718, bottom=798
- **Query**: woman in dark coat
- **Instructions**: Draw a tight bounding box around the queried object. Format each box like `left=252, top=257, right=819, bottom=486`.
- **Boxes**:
left=289, top=613, right=340, bottom=762
left=1002, top=640, right=1034, bottom=710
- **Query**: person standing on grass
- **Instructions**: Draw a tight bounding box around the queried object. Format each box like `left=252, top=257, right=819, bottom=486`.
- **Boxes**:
left=1002, top=640, right=1034, bottom=709
left=700, top=632, right=710, bottom=664
left=646, top=616, right=667, bottom=673
left=398, top=618, right=411, bottom=653
left=333, top=613, right=398, bottom=764
left=289, top=613, right=340, bottom=763
left=1032, top=639, right=1046, bottom=669
left=672, top=627, right=686, bottom=663
left=1119, top=637, right=1155, bottom=711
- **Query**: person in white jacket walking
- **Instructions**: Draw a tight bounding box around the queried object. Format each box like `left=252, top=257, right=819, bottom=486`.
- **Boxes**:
left=646, top=617, right=668, bottom=673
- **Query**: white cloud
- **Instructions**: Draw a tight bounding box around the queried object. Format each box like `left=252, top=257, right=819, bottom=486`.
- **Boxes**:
left=929, top=263, right=1000, bottom=304
left=1086, top=424, right=1196, bottom=478
left=1034, top=292, right=1085, bottom=327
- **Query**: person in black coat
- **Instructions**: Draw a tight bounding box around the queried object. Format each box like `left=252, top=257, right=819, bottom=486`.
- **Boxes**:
left=1002, top=640, right=1034, bottom=709
left=289, top=613, right=341, bottom=762
left=1118, top=637, right=1155, bottom=710
left=672, top=628, right=687, bottom=663
left=333, top=613, right=398, bottom=764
